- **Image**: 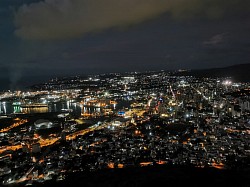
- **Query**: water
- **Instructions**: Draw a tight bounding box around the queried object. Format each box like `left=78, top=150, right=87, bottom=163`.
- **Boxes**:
left=0, top=99, right=132, bottom=117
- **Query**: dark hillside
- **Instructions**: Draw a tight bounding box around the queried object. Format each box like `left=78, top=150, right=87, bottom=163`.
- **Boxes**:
left=175, top=63, right=250, bottom=82
left=32, top=166, right=250, bottom=187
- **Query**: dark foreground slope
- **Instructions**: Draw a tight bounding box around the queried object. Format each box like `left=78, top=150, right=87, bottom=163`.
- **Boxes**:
left=175, top=63, right=250, bottom=82
left=35, top=166, right=250, bottom=187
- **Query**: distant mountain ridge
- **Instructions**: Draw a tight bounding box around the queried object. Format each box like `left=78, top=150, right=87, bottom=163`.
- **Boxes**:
left=175, top=63, right=250, bottom=82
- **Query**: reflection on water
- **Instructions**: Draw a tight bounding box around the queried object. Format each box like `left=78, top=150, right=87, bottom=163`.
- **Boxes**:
left=49, top=102, right=82, bottom=117
left=11, top=105, right=49, bottom=114
left=21, top=107, right=49, bottom=114
left=0, top=101, right=80, bottom=115
left=82, top=106, right=100, bottom=114
left=0, top=101, right=105, bottom=117
left=0, top=101, right=7, bottom=114
left=0, top=99, right=131, bottom=116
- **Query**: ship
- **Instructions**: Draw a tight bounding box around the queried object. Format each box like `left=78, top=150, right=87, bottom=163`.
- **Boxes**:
left=12, top=101, right=48, bottom=108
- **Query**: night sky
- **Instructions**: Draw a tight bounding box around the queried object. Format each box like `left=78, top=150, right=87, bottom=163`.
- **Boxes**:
left=1, top=0, right=250, bottom=90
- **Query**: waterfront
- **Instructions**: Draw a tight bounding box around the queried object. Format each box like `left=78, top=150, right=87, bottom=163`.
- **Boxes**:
left=0, top=99, right=131, bottom=117
left=0, top=73, right=249, bottom=186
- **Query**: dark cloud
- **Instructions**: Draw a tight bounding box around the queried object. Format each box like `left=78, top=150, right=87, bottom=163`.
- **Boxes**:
left=14, top=0, right=250, bottom=40
left=0, top=0, right=249, bottom=90
left=203, top=33, right=227, bottom=46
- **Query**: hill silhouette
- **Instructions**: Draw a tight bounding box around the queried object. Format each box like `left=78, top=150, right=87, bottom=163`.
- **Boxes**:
left=30, top=165, right=250, bottom=187
left=175, top=63, right=250, bottom=82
